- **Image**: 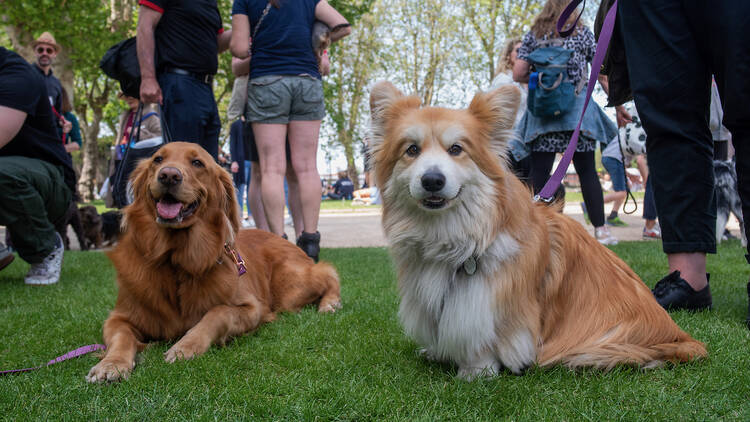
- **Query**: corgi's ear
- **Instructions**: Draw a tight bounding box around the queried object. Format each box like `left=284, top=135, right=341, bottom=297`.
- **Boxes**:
left=369, top=81, right=405, bottom=131
left=468, top=85, right=520, bottom=155
left=369, top=81, right=419, bottom=146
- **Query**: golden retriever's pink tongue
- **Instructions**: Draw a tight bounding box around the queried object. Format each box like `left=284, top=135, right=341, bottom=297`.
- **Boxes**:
left=157, top=201, right=182, bottom=219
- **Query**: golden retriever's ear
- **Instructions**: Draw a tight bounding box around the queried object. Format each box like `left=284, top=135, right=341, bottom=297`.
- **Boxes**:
left=218, top=166, right=240, bottom=235
left=468, top=85, right=520, bottom=156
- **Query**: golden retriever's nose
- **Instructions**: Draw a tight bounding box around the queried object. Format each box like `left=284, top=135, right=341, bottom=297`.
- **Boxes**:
left=158, top=167, right=183, bottom=187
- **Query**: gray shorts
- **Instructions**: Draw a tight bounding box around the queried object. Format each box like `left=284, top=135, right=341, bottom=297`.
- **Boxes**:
left=246, top=74, right=326, bottom=124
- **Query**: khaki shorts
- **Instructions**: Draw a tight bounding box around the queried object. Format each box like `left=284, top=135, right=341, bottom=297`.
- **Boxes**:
left=246, top=74, right=326, bottom=124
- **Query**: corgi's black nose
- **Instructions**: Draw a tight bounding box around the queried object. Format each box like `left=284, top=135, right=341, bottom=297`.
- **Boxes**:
left=421, top=171, right=446, bottom=192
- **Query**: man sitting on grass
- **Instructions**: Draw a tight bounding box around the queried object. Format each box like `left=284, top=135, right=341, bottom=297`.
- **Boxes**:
left=0, top=47, right=75, bottom=285
left=326, top=171, right=354, bottom=200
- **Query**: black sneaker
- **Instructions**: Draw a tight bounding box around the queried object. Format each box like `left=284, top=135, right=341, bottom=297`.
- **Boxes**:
left=651, top=270, right=712, bottom=311
left=296, top=231, right=320, bottom=263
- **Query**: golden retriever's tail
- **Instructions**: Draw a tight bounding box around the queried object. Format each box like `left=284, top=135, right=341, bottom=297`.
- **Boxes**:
left=312, top=261, right=342, bottom=313
left=541, top=338, right=707, bottom=371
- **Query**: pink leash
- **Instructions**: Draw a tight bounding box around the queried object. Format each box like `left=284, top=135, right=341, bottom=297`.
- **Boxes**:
left=0, top=344, right=105, bottom=376
left=535, top=0, right=618, bottom=202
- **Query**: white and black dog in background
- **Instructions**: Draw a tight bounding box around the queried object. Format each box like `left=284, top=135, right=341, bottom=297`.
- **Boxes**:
left=714, top=158, right=746, bottom=246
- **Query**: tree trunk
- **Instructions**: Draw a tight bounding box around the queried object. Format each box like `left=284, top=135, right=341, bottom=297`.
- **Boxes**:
left=78, top=106, right=103, bottom=201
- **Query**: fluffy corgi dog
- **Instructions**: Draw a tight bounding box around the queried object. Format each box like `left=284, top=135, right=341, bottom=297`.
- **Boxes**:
left=368, top=81, right=706, bottom=379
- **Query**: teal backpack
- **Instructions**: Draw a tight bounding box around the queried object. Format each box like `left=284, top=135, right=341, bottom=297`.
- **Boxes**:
left=526, top=39, right=580, bottom=118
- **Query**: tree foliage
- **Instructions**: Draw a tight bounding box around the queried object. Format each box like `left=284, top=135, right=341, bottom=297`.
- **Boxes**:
left=2, top=0, right=550, bottom=194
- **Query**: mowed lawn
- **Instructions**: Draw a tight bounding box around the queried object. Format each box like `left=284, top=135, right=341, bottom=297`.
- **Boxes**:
left=1, top=241, right=749, bottom=420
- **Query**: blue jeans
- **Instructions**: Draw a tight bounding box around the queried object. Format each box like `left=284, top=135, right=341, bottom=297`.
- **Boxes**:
left=235, top=161, right=252, bottom=218
left=601, top=157, right=627, bottom=192
left=158, top=72, right=221, bottom=160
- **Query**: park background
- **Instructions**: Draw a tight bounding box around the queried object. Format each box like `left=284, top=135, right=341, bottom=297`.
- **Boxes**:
left=1, top=0, right=575, bottom=194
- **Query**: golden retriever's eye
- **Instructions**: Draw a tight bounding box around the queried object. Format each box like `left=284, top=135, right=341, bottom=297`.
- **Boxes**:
left=405, top=144, right=420, bottom=157
left=448, top=144, right=463, bottom=156
left=153, top=156, right=163, bottom=164
left=191, top=159, right=204, bottom=168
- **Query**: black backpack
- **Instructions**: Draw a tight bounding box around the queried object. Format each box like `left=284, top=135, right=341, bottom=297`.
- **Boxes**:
left=111, top=103, right=171, bottom=208
left=100, top=37, right=141, bottom=99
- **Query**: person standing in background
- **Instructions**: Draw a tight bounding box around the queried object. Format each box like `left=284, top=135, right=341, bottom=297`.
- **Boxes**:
left=31, top=32, right=71, bottom=138
left=229, top=0, right=351, bottom=262
left=136, top=0, right=232, bottom=159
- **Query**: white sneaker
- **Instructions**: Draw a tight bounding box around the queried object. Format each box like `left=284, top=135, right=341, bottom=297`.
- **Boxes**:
left=241, top=218, right=252, bottom=228
left=595, top=226, right=618, bottom=246
left=24, top=232, right=64, bottom=285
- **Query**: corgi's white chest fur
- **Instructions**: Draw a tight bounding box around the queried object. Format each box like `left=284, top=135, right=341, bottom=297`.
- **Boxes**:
left=394, top=232, right=535, bottom=374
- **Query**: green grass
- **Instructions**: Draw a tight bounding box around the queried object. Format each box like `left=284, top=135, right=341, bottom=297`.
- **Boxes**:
left=565, top=190, right=645, bottom=204
left=320, top=199, right=381, bottom=211
left=1, top=242, right=749, bottom=420
left=81, top=199, right=378, bottom=215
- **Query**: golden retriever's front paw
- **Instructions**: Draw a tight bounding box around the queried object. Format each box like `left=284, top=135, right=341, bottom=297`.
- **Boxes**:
left=86, top=359, right=133, bottom=383
left=164, top=339, right=208, bottom=363
left=318, top=300, right=342, bottom=313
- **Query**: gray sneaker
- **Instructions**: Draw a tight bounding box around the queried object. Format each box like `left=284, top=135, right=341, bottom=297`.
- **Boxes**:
left=0, top=243, right=14, bottom=272
left=24, top=233, right=64, bottom=285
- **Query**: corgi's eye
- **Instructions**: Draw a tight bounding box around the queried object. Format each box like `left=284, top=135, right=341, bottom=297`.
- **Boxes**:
left=405, top=144, right=420, bottom=157
left=448, top=144, right=463, bottom=156
left=153, top=156, right=163, bottom=164
left=191, top=159, right=204, bottom=168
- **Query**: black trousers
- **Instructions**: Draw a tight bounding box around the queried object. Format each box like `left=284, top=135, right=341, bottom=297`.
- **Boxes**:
left=531, top=151, right=605, bottom=227
left=619, top=0, right=750, bottom=254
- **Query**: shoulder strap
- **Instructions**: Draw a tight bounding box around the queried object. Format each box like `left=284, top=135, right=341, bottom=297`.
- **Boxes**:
left=252, top=3, right=272, bottom=40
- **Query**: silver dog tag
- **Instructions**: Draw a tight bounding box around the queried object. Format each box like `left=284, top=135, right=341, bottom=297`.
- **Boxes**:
left=463, top=257, right=477, bottom=275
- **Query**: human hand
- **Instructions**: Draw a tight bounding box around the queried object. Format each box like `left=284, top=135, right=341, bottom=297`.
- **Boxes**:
left=140, top=77, right=162, bottom=105
left=231, top=161, right=239, bottom=173
left=61, top=118, right=72, bottom=134
left=615, top=106, right=632, bottom=127
left=319, top=51, right=330, bottom=76
left=64, top=142, right=80, bottom=153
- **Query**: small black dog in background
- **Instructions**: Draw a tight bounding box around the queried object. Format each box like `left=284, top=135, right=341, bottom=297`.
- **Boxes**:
left=78, top=205, right=103, bottom=250
left=714, top=159, right=746, bottom=246
left=56, top=202, right=87, bottom=251
left=101, top=210, right=122, bottom=246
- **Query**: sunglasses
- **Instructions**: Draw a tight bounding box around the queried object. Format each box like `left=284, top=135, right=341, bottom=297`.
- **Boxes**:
left=36, top=47, right=55, bottom=55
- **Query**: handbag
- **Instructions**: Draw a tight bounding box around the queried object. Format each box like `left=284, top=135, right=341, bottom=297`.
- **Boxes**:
left=111, top=104, right=172, bottom=208
left=100, top=37, right=142, bottom=99
left=226, top=3, right=272, bottom=120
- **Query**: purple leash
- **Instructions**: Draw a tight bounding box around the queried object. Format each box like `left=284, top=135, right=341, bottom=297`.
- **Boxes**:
left=0, top=344, right=105, bottom=376
left=535, top=0, right=618, bottom=202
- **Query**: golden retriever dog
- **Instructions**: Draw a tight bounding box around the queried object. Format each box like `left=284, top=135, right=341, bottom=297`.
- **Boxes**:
left=368, top=81, right=706, bottom=379
left=86, top=142, right=341, bottom=383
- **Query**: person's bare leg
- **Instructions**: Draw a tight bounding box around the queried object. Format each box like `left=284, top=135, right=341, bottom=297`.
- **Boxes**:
left=248, top=163, right=269, bottom=231
left=285, top=165, right=304, bottom=239
left=668, top=252, right=708, bottom=291
left=252, top=123, right=288, bottom=236
left=287, top=120, right=322, bottom=233
left=603, top=191, right=626, bottom=211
